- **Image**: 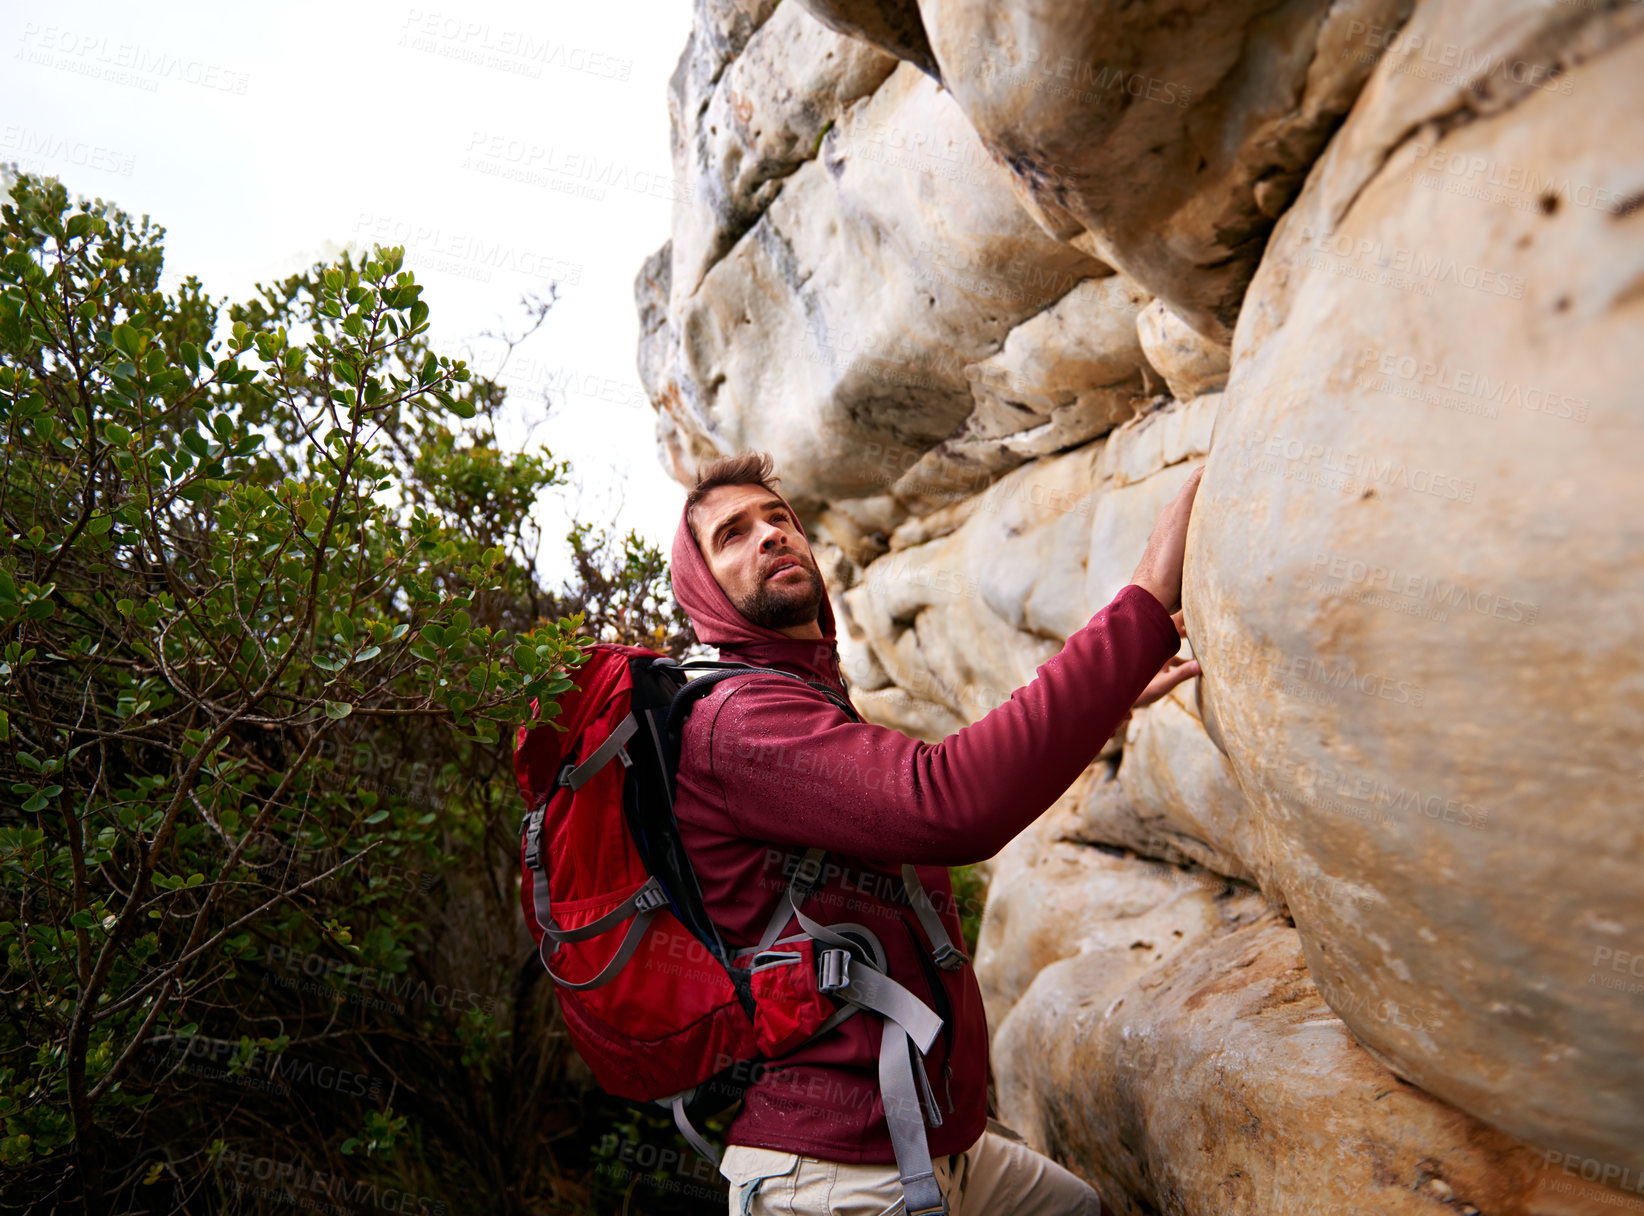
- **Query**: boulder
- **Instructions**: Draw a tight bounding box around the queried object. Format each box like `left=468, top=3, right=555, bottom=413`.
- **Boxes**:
left=914, top=0, right=1418, bottom=341
left=670, top=1, right=898, bottom=309
left=984, top=790, right=1629, bottom=1216
left=1185, top=1, right=1644, bottom=1176
left=655, top=63, right=1105, bottom=502
left=890, top=272, right=1154, bottom=511
left=1136, top=299, right=1230, bottom=401
left=793, top=0, right=939, bottom=78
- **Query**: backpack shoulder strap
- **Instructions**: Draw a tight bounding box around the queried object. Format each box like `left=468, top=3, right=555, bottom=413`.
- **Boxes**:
left=660, top=659, right=860, bottom=736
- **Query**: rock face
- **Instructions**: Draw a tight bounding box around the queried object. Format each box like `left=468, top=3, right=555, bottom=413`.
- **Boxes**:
left=638, top=0, right=1644, bottom=1209
left=1185, top=0, right=1644, bottom=1177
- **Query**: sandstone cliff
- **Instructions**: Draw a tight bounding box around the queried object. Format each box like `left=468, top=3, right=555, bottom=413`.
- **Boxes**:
left=636, top=1, right=1644, bottom=1210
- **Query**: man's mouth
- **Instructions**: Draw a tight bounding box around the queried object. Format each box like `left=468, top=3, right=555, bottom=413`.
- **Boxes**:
left=765, top=558, right=804, bottom=579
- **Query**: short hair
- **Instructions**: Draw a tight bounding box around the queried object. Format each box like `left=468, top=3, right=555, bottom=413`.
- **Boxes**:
left=685, top=450, right=783, bottom=545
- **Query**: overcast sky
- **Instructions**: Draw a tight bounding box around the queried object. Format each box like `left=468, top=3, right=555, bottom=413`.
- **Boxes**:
left=2, top=0, right=695, bottom=585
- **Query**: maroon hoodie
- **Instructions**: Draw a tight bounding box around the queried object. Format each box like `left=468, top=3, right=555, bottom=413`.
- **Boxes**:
left=668, top=491, right=1181, bottom=1164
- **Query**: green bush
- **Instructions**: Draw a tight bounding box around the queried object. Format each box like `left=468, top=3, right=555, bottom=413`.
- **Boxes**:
left=0, top=170, right=700, bottom=1215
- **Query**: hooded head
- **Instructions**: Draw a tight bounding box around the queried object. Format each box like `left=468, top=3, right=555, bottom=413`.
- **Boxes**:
left=669, top=454, right=844, bottom=689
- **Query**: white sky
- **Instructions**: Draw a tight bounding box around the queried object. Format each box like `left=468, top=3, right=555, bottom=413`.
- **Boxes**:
left=1, top=0, right=694, bottom=588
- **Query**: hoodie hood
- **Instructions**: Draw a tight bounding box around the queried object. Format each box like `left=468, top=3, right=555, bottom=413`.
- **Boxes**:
left=669, top=487, right=845, bottom=691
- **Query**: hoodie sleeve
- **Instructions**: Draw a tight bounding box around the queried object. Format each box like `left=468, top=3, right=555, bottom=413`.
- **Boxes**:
left=702, top=583, right=1184, bottom=866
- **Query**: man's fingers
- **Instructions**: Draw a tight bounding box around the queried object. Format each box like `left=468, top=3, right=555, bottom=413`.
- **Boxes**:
left=1136, top=658, right=1201, bottom=706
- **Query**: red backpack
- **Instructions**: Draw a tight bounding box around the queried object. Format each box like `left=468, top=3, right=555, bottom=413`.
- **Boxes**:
left=514, top=643, right=967, bottom=1216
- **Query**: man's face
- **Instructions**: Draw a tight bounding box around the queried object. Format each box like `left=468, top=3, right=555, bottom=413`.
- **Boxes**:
left=693, top=484, right=825, bottom=631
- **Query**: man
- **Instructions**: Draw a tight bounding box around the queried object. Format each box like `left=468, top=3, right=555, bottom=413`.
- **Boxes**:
left=669, top=451, right=1202, bottom=1215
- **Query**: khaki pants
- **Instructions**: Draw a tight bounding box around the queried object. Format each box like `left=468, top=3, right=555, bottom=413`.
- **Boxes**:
left=720, top=1129, right=1101, bottom=1216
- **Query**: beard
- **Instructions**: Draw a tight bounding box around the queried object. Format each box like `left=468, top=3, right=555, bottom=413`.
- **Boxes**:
left=736, top=561, right=825, bottom=630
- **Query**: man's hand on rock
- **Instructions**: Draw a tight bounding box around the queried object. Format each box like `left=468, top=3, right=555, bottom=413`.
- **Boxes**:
left=1115, top=612, right=1200, bottom=733
left=1130, top=465, right=1204, bottom=615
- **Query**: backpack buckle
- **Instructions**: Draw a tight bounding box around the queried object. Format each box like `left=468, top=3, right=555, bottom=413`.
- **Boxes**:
left=521, top=809, right=545, bottom=872
left=555, top=761, right=576, bottom=788
left=793, top=853, right=823, bottom=889
left=634, top=882, right=669, bottom=914
left=932, top=943, right=969, bottom=971
left=817, top=947, right=852, bottom=993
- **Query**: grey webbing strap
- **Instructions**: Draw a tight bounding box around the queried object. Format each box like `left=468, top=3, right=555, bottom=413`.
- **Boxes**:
left=540, top=902, right=659, bottom=991
left=742, top=847, right=950, bottom=1215
left=523, top=806, right=555, bottom=939
left=543, top=877, right=667, bottom=944
left=901, top=866, right=970, bottom=970
left=755, top=846, right=827, bottom=953
left=814, top=947, right=943, bottom=1054
left=670, top=1095, right=721, bottom=1167
left=879, top=1021, right=948, bottom=1216
left=560, top=714, right=638, bottom=791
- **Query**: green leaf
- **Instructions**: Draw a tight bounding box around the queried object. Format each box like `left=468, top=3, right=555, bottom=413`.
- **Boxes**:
left=181, top=430, right=209, bottom=457
left=112, top=324, right=141, bottom=360
left=410, top=300, right=429, bottom=331
left=449, top=397, right=476, bottom=420
left=325, top=701, right=353, bottom=720
left=179, top=341, right=199, bottom=369
left=71, top=909, right=97, bottom=928
left=0, top=710, right=8, bottom=742
left=0, top=570, right=15, bottom=603
left=21, top=794, right=46, bottom=813
left=65, top=213, right=93, bottom=240
left=85, top=515, right=113, bottom=536
left=104, top=422, right=133, bottom=446
left=363, top=809, right=390, bottom=825
left=353, top=645, right=381, bottom=663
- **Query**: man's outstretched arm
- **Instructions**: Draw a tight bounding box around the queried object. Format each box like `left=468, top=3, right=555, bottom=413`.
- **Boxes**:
left=701, top=470, right=1204, bottom=866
